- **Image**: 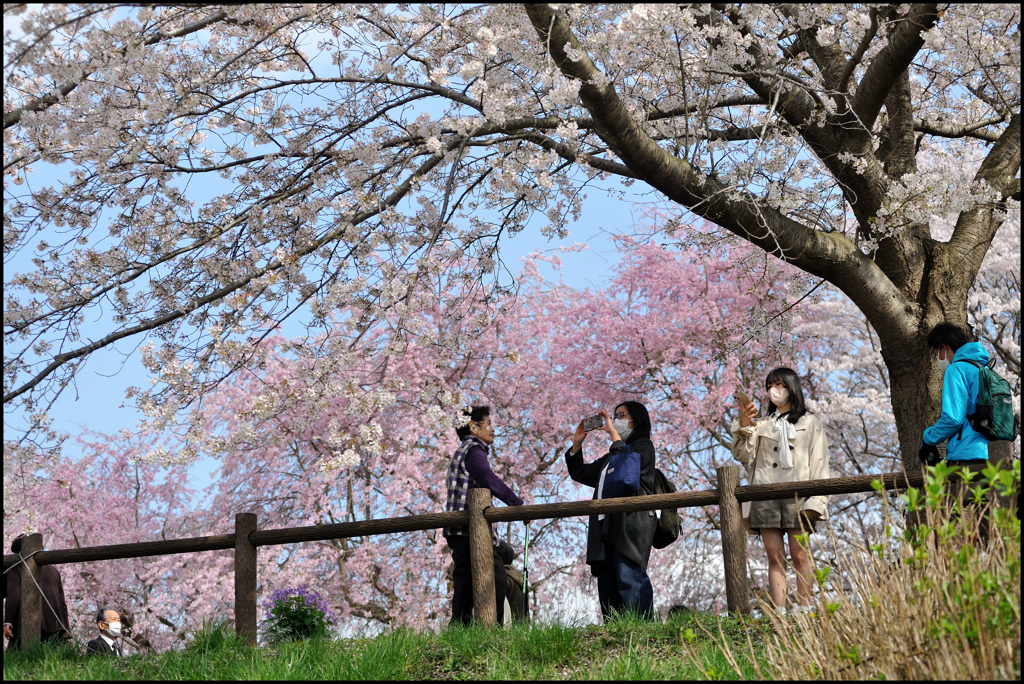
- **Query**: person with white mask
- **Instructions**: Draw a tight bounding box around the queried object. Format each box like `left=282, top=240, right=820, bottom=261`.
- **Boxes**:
left=86, top=608, right=124, bottom=656
left=731, top=368, right=830, bottom=614
left=566, top=401, right=658, bottom=621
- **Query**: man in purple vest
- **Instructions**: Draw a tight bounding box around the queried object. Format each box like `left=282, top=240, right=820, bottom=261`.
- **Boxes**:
left=443, top=405, right=524, bottom=626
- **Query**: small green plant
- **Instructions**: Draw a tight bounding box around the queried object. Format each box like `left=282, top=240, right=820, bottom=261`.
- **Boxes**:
left=260, top=584, right=336, bottom=644
left=716, top=458, right=1020, bottom=681
left=186, top=619, right=244, bottom=654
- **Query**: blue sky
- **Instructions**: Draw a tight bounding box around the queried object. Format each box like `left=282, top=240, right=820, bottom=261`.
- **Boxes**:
left=10, top=175, right=658, bottom=489
left=2, top=7, right=675, bottom=488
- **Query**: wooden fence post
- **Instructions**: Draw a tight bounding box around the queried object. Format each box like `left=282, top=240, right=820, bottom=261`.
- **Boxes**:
left=18, top=533, right=43, bottom=649
left=234, top=513, right=258, bottom=646
left=717, top=466, right=750, bottom=615
left=467, top=488, right=496, bottom=627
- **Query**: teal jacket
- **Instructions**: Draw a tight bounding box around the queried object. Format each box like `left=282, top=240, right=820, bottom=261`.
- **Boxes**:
left=922, top=342, right=990, bottom=461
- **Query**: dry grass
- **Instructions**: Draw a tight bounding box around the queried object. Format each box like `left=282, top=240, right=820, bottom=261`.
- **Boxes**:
left=695, top=459, right=1020, bottom=681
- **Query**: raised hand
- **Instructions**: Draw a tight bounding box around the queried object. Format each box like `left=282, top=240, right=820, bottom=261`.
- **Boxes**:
left=738, top=397, right=758, bottom=427
left=599, top=408, right=621, bottom=442
left=571, top=420, right=586, bottom=453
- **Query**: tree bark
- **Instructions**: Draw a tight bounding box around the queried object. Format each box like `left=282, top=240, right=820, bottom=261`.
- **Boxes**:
left=467, top=488, right=497, bottom=627
left=524, top=4, right=1021, bottom=471
left=18, top=533, right=43, bottom=649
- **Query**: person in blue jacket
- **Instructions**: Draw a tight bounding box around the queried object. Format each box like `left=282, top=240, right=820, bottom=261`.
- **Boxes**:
left=919, top=323, right=991, bottom=466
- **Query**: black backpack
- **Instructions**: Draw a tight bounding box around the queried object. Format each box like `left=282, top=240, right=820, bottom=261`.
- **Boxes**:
left=648, top=468, right=681, bottom=549
left=956, top=359, right=1020, bottom=442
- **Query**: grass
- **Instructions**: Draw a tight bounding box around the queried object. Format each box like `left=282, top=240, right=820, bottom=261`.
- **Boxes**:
left=2, top=609, right=767, bottom=681
left=717, top=459, right=1022, bottom=681
left=7, top=462, right=1018, bottom=681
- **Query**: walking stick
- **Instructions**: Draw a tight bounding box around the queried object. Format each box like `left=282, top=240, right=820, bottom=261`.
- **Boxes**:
left=522, top=521, right=530, bottom=622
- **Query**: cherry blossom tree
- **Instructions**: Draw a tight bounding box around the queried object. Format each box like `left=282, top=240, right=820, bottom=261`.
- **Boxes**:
left=5, top=213, right=1017, bottom=636
left=4, top=4, right=1019, bottom=471
left=122, top=220, right=828, bottom=629
left=3, top=432, right=234, bottom=652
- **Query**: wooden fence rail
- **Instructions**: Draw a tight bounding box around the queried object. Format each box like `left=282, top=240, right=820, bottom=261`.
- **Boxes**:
left=0, top=472, right=928, bottom=571
left=2, top=454, right=1009, bottom=648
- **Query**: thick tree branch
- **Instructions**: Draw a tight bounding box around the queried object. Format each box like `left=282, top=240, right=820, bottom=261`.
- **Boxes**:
left=913, top=115, right=1006, bottom=143
left=851, top=4, right=940, bottom=131
left=522, top=3, right=917, bottom=341
left=970, top=112, right=1021, bottom=198
left=949, top=111, right=1021, bottom=253
left=709, top=5, right=889, bottom=227
left=883, top=70, right=917, bottom=181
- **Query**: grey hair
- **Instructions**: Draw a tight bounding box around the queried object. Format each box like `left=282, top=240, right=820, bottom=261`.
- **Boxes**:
left=95, top=606, right=115, bottom=623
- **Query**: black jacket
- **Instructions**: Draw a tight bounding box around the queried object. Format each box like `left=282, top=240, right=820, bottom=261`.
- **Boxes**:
left=86, top=635, right=121, bottom=656
left=3, top=564, right=71, bottom=641
left=565, top=437, right=658, bottom=573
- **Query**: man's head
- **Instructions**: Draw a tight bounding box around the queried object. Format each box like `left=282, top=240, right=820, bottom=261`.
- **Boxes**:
left=927, top=323, right=971, bottom=363
left=455, top=405, right=494, bottom=445
left=96, top=607, right=121, bottom=637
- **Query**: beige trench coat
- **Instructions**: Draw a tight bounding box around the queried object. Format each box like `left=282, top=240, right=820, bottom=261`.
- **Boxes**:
left=731, top=413, right=830, bottom=520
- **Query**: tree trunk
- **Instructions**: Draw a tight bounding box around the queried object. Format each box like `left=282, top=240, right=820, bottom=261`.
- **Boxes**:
left=882, top=335, right=939, bottom=471
left=525, top=5, right=1019, bottom=471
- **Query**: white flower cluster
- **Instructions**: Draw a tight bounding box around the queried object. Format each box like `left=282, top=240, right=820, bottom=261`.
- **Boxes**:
left=319, top=448, right=361, bottom=473
left=873, top=171, right=1001, bottom=241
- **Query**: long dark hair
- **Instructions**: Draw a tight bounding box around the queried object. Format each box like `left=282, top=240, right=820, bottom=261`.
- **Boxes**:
left=615, top=400, right=651, bottom=444
left=765, top=367, right=809, bottom=424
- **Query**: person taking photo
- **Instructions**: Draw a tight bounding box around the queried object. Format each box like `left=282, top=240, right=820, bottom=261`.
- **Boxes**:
left=731, top=368, right=830, bottom=615
left=566, top=401, right=657, bottom=621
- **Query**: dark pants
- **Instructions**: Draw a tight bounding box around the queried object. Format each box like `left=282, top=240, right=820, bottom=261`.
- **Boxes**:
left=446, top=535, right=506, bottom=626
left=596, top=543, right=654, bottom=621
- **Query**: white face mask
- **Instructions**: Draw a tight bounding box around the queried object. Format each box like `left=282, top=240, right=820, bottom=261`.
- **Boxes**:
left=612, top=418, right=632, bottom=440
left=104, top=621, right=122, bottom=636
left=769, top=387, right=790, bottom=408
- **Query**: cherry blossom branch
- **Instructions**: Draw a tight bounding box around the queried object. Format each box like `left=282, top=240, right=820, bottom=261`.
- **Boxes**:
left=4, top=144, right=453, bottom=404
left=522, top=3, right=916, bottom=338
left=4, top=8, right=234, bottom=129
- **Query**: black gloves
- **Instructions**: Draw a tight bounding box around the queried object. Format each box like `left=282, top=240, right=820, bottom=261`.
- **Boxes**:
left=918, top=441, right=941, bottom=467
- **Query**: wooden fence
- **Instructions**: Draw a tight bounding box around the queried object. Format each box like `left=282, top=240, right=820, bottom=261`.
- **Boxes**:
left=2, top=444, right=1013, bottom=648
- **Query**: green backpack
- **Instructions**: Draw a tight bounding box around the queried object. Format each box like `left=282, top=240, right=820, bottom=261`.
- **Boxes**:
left=956, top=359, right=1020, bottom=442
left=649, top=468, right=681, bottom=549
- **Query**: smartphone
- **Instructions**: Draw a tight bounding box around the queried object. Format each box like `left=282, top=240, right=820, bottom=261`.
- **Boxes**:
left=582, top=414, right=604, bottom=431
left=734, top=390, right=756, bottom=416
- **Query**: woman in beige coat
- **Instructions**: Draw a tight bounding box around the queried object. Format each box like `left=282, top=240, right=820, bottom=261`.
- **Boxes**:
left=732, top=367, right=830, bottom=613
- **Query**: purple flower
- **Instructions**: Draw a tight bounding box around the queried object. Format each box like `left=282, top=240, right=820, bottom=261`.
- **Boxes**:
left=260, top=584, right=337, bottom=626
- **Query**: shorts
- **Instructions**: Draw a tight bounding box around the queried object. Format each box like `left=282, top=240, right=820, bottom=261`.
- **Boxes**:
left=748, top=497, right=819, bottom=533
